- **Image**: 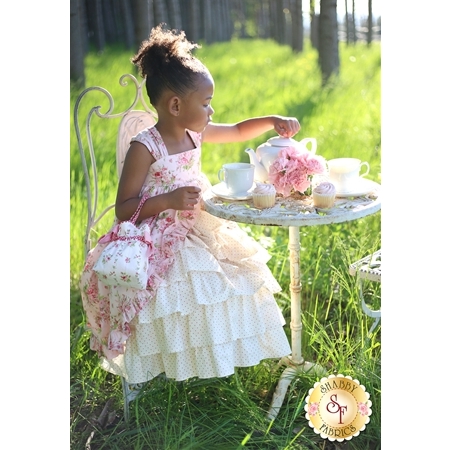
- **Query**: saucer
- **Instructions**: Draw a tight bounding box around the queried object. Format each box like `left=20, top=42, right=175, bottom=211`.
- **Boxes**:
left=211, top=182, right=255, bottom=200
left=335, top=178, right=380, bottom=197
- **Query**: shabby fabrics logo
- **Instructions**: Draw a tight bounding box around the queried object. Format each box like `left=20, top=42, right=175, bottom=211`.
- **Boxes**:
left=305, top=374, right=372, bottom=442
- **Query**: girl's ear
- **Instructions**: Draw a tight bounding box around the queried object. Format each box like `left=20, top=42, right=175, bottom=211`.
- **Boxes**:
left=168, top=96, right=181, bottom=117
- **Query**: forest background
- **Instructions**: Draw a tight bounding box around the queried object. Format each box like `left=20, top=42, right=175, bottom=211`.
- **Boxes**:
left=71, top=0, right=381, bottom=88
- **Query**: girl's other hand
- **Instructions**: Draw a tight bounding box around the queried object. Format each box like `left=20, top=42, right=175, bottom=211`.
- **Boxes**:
left=168, top=186, right=202, bottom=210
left=273, top=116, right=301, bottom=138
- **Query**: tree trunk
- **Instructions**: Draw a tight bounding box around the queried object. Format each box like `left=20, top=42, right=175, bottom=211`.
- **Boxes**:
left=367, top=0, right=373, bottom=45
left=256, top=0, right=270, bottom=39
left=233, top=0, right=246, bottom=38
left=290, top=0, right=303, bottom=53
left=318, top=0, right=339, bottom=85
left=203, top=0, right=213, bottom=44
left=213, top=0, right=224, bottom=42
left=153, top=0, right=168, bottom=26
left=278, top=0, right=287, bottom=44
left=345, top=0, right=349, bottom=45
left=80, top=0, right=89, bottom=54
left=351, top=0, right=356, bottom=43
left=86, top=0, right=106, bottom=52
left=216, top=0, right=232, bottom=41
left=269, top=0, right=284, bottom=44
left=186, top=0, right=201, bottom=42
left=215, top=0, right=225, bottom=41
left=310, top=13, right=319, bottom=49
left=70, top=0, right=86, bottom=87
left=121, top=0, right=135, bottom=49
left=103, top=0, right=120, bottom=44
left=131, top=0, right=153, bottom=47
left=225, top=0, right=234, bottom=40
left=309, top=0, right=319, bottom=49
left=167, top=0, right=182, bottom=30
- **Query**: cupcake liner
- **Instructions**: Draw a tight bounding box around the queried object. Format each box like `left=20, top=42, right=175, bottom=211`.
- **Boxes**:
left=252, top=193, right=276, bottom=209
left=312, top=192, right=335, bottom=209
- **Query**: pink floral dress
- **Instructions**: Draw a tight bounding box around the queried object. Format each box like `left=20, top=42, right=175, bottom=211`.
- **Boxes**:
left=80, top=126, right=291, bottom=383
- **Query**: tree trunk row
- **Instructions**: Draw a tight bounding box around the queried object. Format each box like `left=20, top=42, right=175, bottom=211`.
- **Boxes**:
left=73, top=0, right=343, bottom=54
left=71, top=0, right=379, bottom=88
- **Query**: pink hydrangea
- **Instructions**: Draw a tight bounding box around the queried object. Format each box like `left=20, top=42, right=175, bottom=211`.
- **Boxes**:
left=268, top=146, right=326, bottom=197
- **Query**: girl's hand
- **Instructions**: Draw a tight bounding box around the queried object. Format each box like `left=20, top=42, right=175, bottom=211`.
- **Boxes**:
left=167, top=186, right=202, bottom=210
left=273, top=116, right=301, bottom=138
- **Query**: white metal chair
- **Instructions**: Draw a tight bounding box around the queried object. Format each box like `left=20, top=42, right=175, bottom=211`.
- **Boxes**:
left=74, top=74, right=157, bottom=421
left=349, top=249, right=381, bottom=336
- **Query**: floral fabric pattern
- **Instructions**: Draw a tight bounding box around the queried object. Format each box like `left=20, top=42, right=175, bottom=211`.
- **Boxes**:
left=80, top=128, right=203, bottom=359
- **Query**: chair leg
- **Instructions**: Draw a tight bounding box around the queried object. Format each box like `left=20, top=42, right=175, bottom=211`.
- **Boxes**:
left=367, top=316, right=381, bottom=336
left=359, top=281, right=381, bottom=338
left=121, top=377, right=145, bottom=422
left=121, top=377, right=131, bottom=422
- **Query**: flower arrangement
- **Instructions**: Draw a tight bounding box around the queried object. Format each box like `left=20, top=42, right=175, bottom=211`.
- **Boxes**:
left=268, top=146, right=327, bottom=197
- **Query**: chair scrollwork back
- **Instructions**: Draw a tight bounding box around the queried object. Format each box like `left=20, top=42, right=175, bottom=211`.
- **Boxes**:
left=74, top=74, right=157, bottom=258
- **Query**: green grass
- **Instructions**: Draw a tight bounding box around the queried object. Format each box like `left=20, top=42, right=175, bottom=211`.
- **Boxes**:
left=71, top=39, right=381, bottom=449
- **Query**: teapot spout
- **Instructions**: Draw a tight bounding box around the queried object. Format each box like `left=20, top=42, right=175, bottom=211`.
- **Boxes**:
left=245, top=148, right=269, bottom=182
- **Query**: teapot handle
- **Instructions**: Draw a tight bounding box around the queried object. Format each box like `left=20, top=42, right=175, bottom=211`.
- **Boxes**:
left=299, top=138, right=317, bottom=154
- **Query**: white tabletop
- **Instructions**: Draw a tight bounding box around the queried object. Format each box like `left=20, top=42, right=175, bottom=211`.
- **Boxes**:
left=202, top=182, right=381, bottom=227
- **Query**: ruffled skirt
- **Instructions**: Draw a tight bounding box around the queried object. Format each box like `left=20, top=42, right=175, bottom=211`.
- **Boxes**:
left=100, top=211, right=291, bottom=383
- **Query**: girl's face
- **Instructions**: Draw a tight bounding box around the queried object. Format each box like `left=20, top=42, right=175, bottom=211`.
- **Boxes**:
left=180, top=74, right=215, bottom=132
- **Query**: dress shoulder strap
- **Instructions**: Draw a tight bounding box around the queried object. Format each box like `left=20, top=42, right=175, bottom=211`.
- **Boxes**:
left=130, top=126, right=168, bottom=160
left=187, top=130, right=202, bottom=149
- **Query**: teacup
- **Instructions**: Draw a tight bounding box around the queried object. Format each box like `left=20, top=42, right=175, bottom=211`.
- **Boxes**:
left=327, top=158, right=370, bottom=192
left=218, top=162, right=255, bottom=194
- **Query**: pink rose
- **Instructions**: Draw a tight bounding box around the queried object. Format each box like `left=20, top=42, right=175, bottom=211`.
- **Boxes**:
left=358, top=402, right=370, bottom=416
left=308, top=402, right=319, bottom=416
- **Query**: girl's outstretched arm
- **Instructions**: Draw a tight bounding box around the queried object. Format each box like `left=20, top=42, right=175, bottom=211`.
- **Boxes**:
left=115, top=141, right=201, bottom=222
left=202, top=115, right=300, bottom=143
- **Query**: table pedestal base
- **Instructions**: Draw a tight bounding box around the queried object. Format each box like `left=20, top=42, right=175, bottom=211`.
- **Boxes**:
left=265, top=227, right=328, bottom=421
left=266, top=356, right=327, bottom=421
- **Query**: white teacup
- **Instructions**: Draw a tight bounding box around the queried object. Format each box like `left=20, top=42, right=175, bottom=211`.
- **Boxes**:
left=218, top=162, right=255, bottom=194
left=327, top=158, right=370, bottom=192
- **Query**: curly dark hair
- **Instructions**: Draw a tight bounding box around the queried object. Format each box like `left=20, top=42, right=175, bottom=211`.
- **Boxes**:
left=132, top=23, right=210, bottom=106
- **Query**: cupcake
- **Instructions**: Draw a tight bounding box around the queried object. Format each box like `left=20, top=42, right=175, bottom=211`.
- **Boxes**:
left=312, top=181, right=336, bottom=209
left=252, top=182, right=276, bottom=209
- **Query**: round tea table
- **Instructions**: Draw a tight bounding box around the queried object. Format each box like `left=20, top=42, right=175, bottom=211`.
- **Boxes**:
left=202, top=182, right=381, bottom=420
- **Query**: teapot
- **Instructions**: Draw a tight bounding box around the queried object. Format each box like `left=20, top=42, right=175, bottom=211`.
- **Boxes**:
left=245, top=136, right=317, bottom=182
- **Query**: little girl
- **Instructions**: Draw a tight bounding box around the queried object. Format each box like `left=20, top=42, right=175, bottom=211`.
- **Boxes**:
left=80, top=24, right=300, bottom=384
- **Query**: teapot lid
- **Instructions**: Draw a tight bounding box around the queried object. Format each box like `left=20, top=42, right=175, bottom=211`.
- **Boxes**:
left=266, top=136, right=298, bottom=147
